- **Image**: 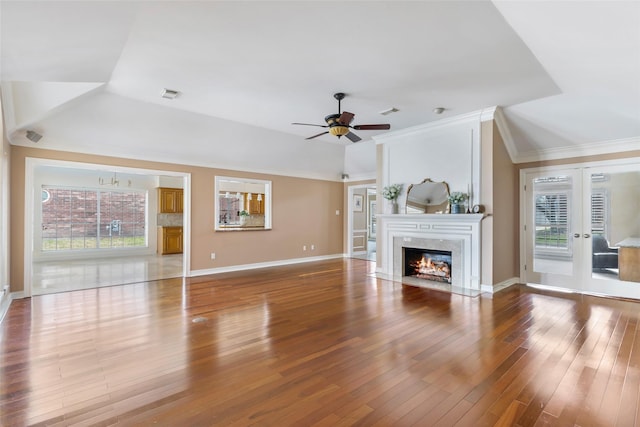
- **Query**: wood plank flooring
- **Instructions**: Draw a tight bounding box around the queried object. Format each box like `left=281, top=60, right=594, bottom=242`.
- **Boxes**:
left=2, top=258, right=640, bottom=426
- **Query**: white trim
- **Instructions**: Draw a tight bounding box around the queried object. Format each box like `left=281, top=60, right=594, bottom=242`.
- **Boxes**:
left=481, top=277, right=519, bottom=294
left=214, top=175, right=272, bottom=231
left=0, top=294, right=11, bottom=324
left=347, top=183, right=376, bottom=257
left=343, top=172, right=376, bottom=182
left=492, top=106, right=518, bottom=163
left=520, top=156, right=640, bottom=175
left=0, top=291, right=27, bottom=324
left=373, top=107, right=496, bottom=145
left=514, top=136, right=640, bottom=164
left=189, top=254, right=344, bottom=277
left=377, top=213, right=484, bottom=291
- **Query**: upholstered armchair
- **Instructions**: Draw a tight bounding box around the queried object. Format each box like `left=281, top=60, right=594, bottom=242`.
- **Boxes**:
left=592, top=234, right=618, bottom=269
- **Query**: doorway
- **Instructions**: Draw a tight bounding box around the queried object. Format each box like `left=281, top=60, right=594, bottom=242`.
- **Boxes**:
left=348, top=184, right=376, bottom=261
left=24, top=158, right=191, bottom=297
left=522, top=160, right=640, bottom=299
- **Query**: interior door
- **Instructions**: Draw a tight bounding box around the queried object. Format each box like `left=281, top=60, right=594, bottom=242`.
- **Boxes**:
left=524, top=169, right=584, bottom=290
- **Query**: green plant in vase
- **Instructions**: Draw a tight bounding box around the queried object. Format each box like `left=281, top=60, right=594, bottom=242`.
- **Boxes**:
left=382, top=183, right=402, bottom=214
left=447, top=191, right=468, bottom=214
left=239, top=210, right=250, bottom=224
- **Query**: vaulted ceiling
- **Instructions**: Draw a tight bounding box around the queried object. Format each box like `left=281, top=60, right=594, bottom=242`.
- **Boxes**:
left=1, top=1, right=638, bottom=180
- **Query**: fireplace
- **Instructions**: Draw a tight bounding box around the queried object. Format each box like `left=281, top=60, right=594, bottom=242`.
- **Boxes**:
left=392, top=235, right=464, bottom=291
left=404, top=248, right=452, bottom=283
left=378, top=214, right=483, bottom=294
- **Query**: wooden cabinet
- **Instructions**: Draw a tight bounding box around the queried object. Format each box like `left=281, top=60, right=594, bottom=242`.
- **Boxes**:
left=158, top=188, right=183, bottom=213
left=158, top=226, right=183, bottom=255
left=246, top=194, right=264, bottom=214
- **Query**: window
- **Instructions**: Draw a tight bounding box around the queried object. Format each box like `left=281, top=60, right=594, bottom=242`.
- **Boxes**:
left=41, top=186, right=146, bottom=251
left=535, top=193, right=569, bottom=249
left=591, top=189, right=607, bottom=236
left=533, top=176, right=571, bottom=257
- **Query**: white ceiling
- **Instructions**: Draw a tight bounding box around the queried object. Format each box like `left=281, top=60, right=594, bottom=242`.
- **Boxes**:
left=1, top=1, right=639, bottom=180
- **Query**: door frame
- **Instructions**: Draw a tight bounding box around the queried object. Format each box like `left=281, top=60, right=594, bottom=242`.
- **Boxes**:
left=520, top=155, right=640, bottom=297
left=24, top=157, right=191, bottom=297
left=347, top=183, right=376, bottom=257
left=521, top=167, right=583, bottom=290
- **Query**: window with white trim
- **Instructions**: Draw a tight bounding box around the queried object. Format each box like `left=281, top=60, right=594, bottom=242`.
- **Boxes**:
left=41, top=186, right=146, bottom=251
left=533, top=176, right=571, bottom=257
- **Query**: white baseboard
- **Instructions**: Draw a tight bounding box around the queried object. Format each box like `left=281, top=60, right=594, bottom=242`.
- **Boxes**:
left=480, top=277, right=520, bottom=294
left=0, top=295, right=11, bottom=323
left=0, top=290, right=24, bottom=324
left=190, top=254, right=345, bottom=277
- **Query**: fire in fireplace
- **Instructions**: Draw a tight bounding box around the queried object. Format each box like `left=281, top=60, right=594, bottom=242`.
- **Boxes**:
left=404, top=248, right=452, bottom=283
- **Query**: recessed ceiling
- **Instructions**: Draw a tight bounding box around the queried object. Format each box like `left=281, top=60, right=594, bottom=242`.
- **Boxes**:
left=1, top=1, right=638, bottom=177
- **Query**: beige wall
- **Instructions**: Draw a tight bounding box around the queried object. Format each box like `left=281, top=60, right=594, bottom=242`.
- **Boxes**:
left=491, top=122, right=519, bottom=283
left=480, top=120, right=519, bottom=287
left=10, top=146, right=344, bottom=292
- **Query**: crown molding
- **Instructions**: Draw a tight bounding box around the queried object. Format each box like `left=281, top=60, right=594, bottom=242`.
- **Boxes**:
left=514, top=136, right=640, bottom=164
left=491, top=107, right=519, bottom=163
left=343, top=172, right=376, bottom=182
left=373, top=107, right=497, bottom=145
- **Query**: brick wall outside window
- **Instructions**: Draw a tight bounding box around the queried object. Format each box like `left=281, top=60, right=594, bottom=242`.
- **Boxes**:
left=41, top=186, right=146, bottom=251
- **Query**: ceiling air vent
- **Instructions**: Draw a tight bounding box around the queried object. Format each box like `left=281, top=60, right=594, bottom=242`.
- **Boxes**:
left=161, top=88, right=179, bottom=99
left=26, top=130, right=43, bottom=142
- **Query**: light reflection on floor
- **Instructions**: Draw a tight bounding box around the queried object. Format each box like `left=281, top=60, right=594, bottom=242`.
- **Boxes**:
left=32, top=254, right=183, bottom=295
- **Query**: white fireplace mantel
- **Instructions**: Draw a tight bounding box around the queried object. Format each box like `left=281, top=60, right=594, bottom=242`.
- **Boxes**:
left=377, top=213, right=484, bottom=293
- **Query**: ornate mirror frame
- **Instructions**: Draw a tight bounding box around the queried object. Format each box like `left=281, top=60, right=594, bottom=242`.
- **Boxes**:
left=405, top=178, right=450, bottom=214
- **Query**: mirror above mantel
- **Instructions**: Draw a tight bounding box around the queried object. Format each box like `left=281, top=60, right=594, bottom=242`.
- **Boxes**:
left=215, top=176, right=272, bottom=231
left=405, top=178, right=450, bottom=214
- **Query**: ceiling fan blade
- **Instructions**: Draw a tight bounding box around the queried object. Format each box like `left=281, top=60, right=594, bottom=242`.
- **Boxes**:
left=353, top=124, right=391, bottom=130
left=345, top=132, right=362, bottom=143
left=338, top=112, right=355, bottom=125
left=292, top=122, right=328, bottom=128
left=306, top=131, right=330, bottom=140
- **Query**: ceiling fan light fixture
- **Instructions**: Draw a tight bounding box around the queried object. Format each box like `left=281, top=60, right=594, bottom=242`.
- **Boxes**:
left=329, top=126, right=350, bottom=137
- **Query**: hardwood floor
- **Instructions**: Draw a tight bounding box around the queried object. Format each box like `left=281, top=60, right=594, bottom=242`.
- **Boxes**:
left=1, top=258, right=639, bottom=426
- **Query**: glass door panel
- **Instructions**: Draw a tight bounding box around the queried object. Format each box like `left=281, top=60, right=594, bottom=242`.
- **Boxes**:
left=584, top=165, right=640, bottom=298
left=524, top=169, right=583, bottom=290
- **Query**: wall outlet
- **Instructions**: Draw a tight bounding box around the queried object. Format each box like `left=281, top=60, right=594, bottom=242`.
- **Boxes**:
left=311, top=244, right=315, bottom=250
left=303, top=245, right=307, bottom=251
left=210, top=252, right=216, bottom=260
left=336, top=210, right=340, bottom=215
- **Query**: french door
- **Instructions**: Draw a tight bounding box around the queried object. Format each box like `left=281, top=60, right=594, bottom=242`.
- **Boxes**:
left=523, top=162, right=640, bottom=299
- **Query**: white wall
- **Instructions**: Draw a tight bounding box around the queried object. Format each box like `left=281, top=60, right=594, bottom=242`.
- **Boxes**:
left=374, top=111, right=484, bottom=211
left=9, top=91, right=347, bottom=182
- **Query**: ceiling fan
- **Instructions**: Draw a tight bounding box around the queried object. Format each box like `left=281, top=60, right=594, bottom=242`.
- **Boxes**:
left=292, top=92, right=390, bottom=142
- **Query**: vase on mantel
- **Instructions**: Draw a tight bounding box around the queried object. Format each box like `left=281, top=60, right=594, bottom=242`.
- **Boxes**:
left=451, top=203, right=464, bottom=214
left=390, top=200, right=399, bottom=214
